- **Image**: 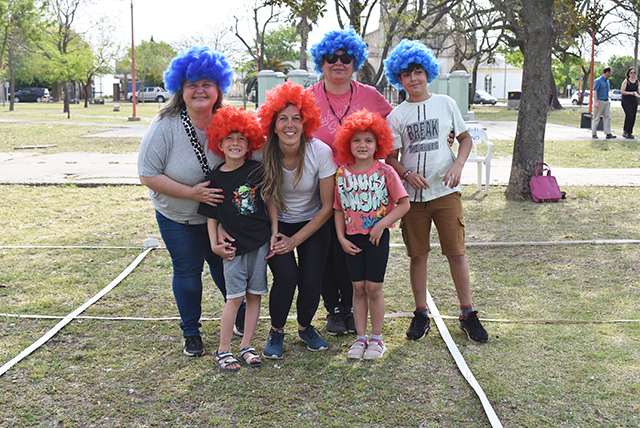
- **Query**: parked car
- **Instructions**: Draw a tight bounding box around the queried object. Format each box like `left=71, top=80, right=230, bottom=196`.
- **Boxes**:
left=11, top=87, right=50, bottom=103
left=127, top=86, right=170, bottom=102
left=571, top=90, right=592, bottom=105
left=610, top=89, right=622, bottom=101
left=472, top=90, right=497, bottom=105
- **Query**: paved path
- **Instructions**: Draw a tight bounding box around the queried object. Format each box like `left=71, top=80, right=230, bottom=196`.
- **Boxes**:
left=1, top=120, right=639, bottom=187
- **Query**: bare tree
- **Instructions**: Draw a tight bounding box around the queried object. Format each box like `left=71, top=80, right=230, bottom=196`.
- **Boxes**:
left=234, top=2, right=283, bottom=72
left=173, top=25, right=247, bottom=67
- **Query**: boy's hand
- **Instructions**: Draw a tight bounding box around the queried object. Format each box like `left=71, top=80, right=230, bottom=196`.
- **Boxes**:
left=447, top=131, right=455, bottom=147
left=217, top=224, right=235, bottom=245
left=265, top=235, right=278, bottom=260
left=443, top=163, right=463, bottom=188
left=212, top=241, right=236, bottom=261
left=407, top=172, right=429, bottom=190
left=339, top=236, right=361, bottom=256
left=369, top=223, right=384, bottom=246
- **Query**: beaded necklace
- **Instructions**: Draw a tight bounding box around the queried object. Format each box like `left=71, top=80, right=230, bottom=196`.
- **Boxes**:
left=323, top=82, right=353, bottom=125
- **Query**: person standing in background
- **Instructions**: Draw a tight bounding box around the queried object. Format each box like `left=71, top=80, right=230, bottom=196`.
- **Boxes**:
left=591, top=67, right=616, bottom=140
left=621, top=67, right=639, bottom=139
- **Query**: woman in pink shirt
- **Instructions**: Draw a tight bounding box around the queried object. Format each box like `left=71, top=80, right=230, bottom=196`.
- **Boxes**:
left=308, top=29, right=394, bottom=337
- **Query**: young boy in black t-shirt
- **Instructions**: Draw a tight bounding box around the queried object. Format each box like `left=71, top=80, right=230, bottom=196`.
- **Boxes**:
left=198, top=106, right=278, bottom=371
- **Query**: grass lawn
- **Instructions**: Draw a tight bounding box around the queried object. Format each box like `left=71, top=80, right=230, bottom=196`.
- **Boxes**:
left=1, top=185, right=639, bottom=427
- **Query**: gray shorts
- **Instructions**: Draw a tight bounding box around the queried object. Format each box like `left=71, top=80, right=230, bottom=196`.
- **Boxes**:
left=223, top=242, right=270, bottom=300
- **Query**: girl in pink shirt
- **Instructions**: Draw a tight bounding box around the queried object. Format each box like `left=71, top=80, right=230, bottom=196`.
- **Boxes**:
left=333, top=110, right=410, bottom=360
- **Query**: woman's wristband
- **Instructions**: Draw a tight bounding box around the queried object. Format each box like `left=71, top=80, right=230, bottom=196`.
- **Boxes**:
left=402, top=170, right=412, bottom=180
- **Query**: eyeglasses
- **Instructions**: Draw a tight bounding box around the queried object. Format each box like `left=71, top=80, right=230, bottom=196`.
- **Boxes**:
left=324, top=53, right=355, bottom=65
left=631, top=71, right=637, bottom=74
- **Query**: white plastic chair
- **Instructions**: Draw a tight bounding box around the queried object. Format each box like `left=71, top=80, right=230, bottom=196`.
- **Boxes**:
left=464, top=122, right=493, bottom=195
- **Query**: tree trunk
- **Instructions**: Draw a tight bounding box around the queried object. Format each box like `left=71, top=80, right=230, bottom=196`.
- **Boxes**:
left=84, top=82, right=90, bottom=108
left=63, top=81, right=70, bottom=118
left=505, top=0, right=554, bottom=201
left=550, top=73, right=562, bottom=110
left=9, top=47, right=14, bottom=112
left=297, top=17, right=310, bottom=71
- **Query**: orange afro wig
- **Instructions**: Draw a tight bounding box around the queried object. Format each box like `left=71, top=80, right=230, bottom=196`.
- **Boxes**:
left=207, top=105, right=265, bottom=158
left=257, top=79, right=321, bottom=138
left=334, top=109, right=394, bottom=164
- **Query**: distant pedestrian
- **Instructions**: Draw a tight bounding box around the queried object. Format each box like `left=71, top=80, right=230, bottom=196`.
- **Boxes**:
left=621, top=67, right=640, bottom=139
left=592, top=67, right=616, bottom=139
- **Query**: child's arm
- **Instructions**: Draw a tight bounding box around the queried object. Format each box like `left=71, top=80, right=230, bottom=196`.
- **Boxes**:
left=265, top=197, right=279, bottom=259
left=334, top=209, right=361, bottom=256
left=207, top=218, right=236, bottom=261
left=368, top=196, right=410, bottom=246
left=386, top=149, right=429, bottom=190
left=443, top=130, right=472, bottom=189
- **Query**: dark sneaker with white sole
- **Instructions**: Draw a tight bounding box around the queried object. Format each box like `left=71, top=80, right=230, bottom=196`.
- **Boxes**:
left=459, top=311, right=489, bottom=343
left=263, top=329, right=285, bottom=359
left=325, top=307, right=347, bottom=336
left=343, top=306, right=356, bottom=334
left=183, top=335, right=204, bottom=357
left=298, top=325, right=328, bottom=351
left=406, top=310, right=431, bottom=340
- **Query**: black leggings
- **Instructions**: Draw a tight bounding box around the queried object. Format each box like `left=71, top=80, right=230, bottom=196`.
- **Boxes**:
left=268, top=219, right=331, bottom=329
left=622, top=97, right=638, bottom=135
left=321, top=220, right=353, bottom=311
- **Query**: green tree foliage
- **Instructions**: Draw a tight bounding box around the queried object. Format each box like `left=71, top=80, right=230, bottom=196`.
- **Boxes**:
left=0, top=0, right=46, bottom=107
left=264, top=26, right=299, bottom=63
left=118, top=38, right=175, bottom=98
left=608, top=55, right=635, bottom=89
left=263, top=0, right=325, bottom=70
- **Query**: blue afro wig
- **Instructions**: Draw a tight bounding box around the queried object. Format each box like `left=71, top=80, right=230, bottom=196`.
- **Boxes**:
left=310, top=29, right=368, bottom=74
left=163, top=46, right=234, bottom=95
left=384, top=40, right=440, bottom=90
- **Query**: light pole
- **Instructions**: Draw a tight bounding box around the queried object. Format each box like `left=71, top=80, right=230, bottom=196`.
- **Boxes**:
left=128, top=0, right=140, bottom=121
left=588, top=0, right=596, bottom=114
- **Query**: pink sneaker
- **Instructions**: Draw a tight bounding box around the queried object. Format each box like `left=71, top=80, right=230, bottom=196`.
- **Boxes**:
left=347, top=339, right=367, bottom=359
left=363, top=339, right=386, bottom=360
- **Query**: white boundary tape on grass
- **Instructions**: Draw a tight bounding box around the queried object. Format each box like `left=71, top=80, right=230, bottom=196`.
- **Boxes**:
left=390, top=239, right=640, bottom=248
left=3, top=312, right=640, bottom=324
left=0, top=248, right=153, bottom=378
left=426, top=291, right=504, bottom=428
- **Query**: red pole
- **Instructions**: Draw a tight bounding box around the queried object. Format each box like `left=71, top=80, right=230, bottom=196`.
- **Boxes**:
left=131, top=0, right=137, bottom=117
left=588, top=0, right=596, bottom=114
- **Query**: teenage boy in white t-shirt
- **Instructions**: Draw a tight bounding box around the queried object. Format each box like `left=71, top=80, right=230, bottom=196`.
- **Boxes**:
left=384, top=40, right=488, bottom=343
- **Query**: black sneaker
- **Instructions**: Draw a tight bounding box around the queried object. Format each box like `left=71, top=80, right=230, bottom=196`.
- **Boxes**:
left=233, top=311, right=245, bottom=337
left=606, top=133, right=617, bottom=139
left=343, top=306, right=356, bottom=334
left=406, top=310, right=431, bottom=340
left=459, top=311, right=489, bottom=343
left=183, top=335, right=204, bottom=357
left=592, top=134, right=598, bottom=139
left=325, top=307, right=347, bottom=336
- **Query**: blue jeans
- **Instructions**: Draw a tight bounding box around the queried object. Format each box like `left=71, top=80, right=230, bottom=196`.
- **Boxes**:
left=155, top=211, right=245, bottom=336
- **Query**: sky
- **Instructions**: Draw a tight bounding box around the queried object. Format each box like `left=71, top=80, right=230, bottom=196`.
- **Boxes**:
left=76, top=0, right=627, bottom=66
left=76, top=0, right=345, bottom=55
